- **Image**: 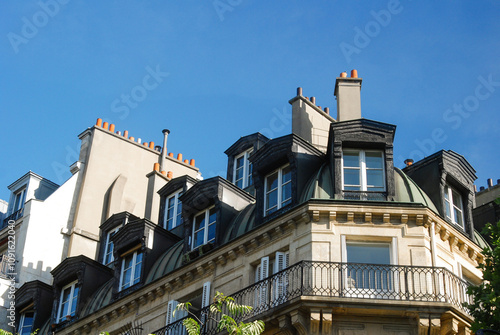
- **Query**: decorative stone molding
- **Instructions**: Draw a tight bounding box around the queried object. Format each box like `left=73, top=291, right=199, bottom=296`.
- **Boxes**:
left=364, top=212, right=372, bottom=223
left=312, top=210, right=320, bottom=222
left=347, top=212, right=354, bottom=222
left=383, top=213, right=390, bottom=223
left=290, top=309, right=308, bottom=335
left=329, top=211, right=337, bottom=223
left=401, top=214, right=408, bottom=224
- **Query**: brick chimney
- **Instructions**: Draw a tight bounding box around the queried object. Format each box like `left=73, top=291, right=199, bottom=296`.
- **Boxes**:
left=334, top=69, right=362, bottom=121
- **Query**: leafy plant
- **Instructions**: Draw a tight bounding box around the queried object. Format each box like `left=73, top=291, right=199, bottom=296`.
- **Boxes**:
left=175, top=291, right=265, bottom=335
left=464, top=202, right=500, bottom=332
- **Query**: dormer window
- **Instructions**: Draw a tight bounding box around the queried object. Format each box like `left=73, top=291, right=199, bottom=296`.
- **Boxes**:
left=57, top=281, right=79, bottom=323
left=12, top=188, right=26, bottom=213
left=264, top=165, right=292, bottom=216
left=103, top=227, right=120, bottom=265
left=192, top=207, right=216, bottom=250
left=164, top=190, right=183, bottom=230
left=234, top=149, right=253, bottom=189
left=342, top=150, right=385, bottom=192
left=119, top=250, right=143, bottom=291
left=444, top=185, right=464, bottom=228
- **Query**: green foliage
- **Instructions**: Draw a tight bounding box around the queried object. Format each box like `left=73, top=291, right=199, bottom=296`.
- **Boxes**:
left=464, top=211, right=500, bottom=332
left=175, top=292, right=265, bottom=335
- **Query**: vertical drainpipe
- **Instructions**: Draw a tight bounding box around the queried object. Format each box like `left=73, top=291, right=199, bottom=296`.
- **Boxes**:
left=161, top=129, right=170, bottom=172
left=429, top=221, right=437, bottom=267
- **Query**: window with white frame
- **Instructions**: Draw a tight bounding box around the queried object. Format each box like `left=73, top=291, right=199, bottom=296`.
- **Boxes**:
left=192, top=207, right=216, bottom=250
left=12, top=188, right=26, bottom=213
left=343, top=239, right=395, bottom=292
left=18, top=311, right=34, bottom=335
left=444, top=185, right=464, bottom=228
left=234, top=149, right=253, bottom=189
left=119, top=250, right=143, bottom=291
left=255, top=251, right=289, bottom=307
left=342, top=150, right=385, bottom=192
left=103, top=226, right=120, bottom=265
left=264, top=165, right=292, bottom=216
left=164, top=190, right=183, bottom=230
left=57, top=281, right=79, bottom=322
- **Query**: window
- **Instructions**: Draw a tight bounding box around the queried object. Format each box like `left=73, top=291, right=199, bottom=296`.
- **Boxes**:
left=255, top=252, right=289, bottom=307
left=444, top=185, right=464, bottom=228
left=18, top=311, right=34, bottom=335
left=119, top=251, right=143, bottom=291
left=342, top=150, right=385, bottom=192
left=192, top=207, right=216, bottom=250
left=345, top=242, right=392, bottom=292
left=234, top=149, right=253, bottom=189
left=57, top=281, right=79, bottom=323
left=166, top=300, right=188, bottom=335
left=264, top=165, right=291, bottom=216
left=164, top=190, right=183, bottom=230
left=12, top=188, right=26, bottom=213
left=103, top=227, right=120, bottom=265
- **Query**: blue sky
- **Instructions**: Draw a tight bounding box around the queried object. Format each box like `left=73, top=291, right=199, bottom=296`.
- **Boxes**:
left=1, top=1, right=499, bottom=202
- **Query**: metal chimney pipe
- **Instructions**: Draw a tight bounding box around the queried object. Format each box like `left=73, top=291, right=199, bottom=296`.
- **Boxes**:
left=161, top=129, right=170, bottom=172
left=488, top=178, right=493, bottom=188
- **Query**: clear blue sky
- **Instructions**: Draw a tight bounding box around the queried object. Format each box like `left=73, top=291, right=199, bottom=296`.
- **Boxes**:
left=1, top=1, right=499, bottom=202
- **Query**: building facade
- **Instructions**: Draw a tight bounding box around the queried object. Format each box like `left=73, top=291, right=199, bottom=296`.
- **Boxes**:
left=13, top=71, right=487, bottom=335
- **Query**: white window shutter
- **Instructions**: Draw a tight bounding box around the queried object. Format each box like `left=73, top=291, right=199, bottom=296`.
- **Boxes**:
left=260, top=256, right=269, bottom=280
left=274, top=252, right=289, bottom=305
left=166, top=300, right=178, bottom=325
left=202, top=281, right=211, bottom=308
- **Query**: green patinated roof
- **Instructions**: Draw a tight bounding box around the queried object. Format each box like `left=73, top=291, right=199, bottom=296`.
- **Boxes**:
left=393, top=168, right=439, bottom=212
left=474, top=230, right=492, bottom=250
left=299, top=163, right=439, bottom=213
left=221, top=204, right=256, bottom=244
left=145, top=241, right=184, bottom=284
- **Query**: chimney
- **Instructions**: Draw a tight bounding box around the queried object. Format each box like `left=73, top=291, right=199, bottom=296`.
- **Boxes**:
left=161, top=129, right=170, bottom=172
left=487, top=178, right=493, bottom=188
left=334, top=69, right=362, bottom=121
left=404, top=159, right=414, bottom=167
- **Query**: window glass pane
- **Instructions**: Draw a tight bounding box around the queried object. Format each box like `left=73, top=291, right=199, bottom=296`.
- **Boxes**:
left=343, top=152, right=360, bottom=167
left=266, top=189, right=278, bottom=211
left=344, top=169, right=360, bottom=186
left=208, top=222, right=216, bottom=242
left=346, top=243, right=390, bottom=265
left=194, top=230, right=204, bottom=248
left=266, top=172, right=278, bottom=191
left=365, top=152, right=383, bottom=168
left=444, top=186, right=450, bottom=200
left=70, top=286, right=79, bottom=315
left=366, top=170, right=384, bottom=188
left=282, top=165, right=291, bottom=183
left=194, top=214, right=206, bottom=231
left=282, top=181, right=292, bottom=205
left=236, top=156, right=244, bottom=169
left=20, top=312, right=34, bottom=335
left=209, top=208, right=217, bottom=223
left=454, top=208, right=463, bottom=226
left=452, top=190, right=462, bottom=209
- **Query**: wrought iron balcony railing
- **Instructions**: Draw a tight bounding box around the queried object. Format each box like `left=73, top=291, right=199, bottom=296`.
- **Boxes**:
left=153, top=261, right=472, bottom=335
left=1, top=208, right=24, bottom=230
left=342, top=191, right=387, bottom=201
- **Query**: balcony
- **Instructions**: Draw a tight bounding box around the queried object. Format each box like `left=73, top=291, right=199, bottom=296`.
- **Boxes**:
left=153, top=261, right=472, bottom=335
left=342, top=191, right=387, bottom=201
left=1, top=208, right=24, bottom=230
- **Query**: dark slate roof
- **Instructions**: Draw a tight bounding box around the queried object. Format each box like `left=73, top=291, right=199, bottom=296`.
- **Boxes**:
left=80, top=278, right=114, bottom=317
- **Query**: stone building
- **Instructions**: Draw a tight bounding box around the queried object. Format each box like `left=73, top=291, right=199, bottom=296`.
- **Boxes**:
left=14, top=71, right=487, bottom=335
